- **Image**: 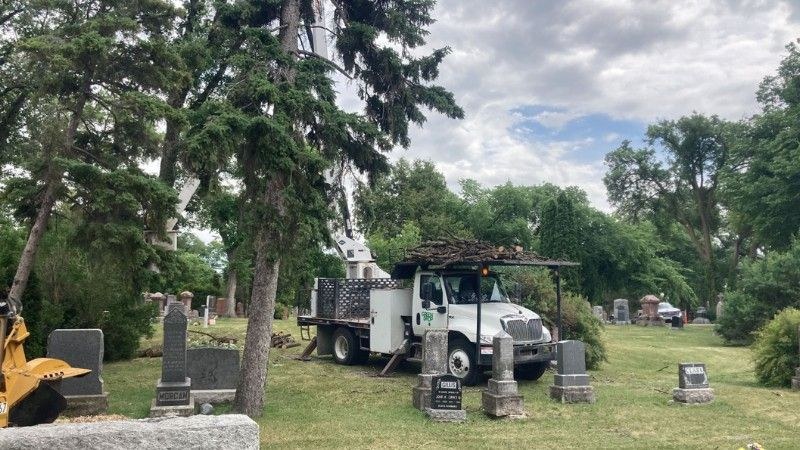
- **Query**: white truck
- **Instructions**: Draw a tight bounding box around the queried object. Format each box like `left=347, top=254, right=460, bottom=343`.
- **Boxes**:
left=297, top=261, right=558, bottom=385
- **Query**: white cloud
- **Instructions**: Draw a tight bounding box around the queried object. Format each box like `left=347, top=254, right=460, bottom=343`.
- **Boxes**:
left=354, top=0, right=799, bottom=211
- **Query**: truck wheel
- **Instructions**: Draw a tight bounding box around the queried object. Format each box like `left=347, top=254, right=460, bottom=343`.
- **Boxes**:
left=448, top=337, right=480, bottom=386
left=332, top=327, right=364, bottom=365
left=515, top=361, right=549, bottom=381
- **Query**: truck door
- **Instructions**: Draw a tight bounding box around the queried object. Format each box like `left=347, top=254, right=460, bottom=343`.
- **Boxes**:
left=412, top=273, right=448, bottom=334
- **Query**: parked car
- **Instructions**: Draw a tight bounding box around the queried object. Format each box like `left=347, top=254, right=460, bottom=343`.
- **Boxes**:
left=657, top=302, right=682, bottom=322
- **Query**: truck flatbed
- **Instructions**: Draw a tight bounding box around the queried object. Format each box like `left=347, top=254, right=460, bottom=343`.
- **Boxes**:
left=297, top=315, right=370, bottom=330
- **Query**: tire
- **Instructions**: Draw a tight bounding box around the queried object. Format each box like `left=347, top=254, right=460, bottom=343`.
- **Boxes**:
left=332, top=327, right=366, bottom=365
left=447, top=337, right=481, bottom=386
left=515, top=361, right=549, bottom=381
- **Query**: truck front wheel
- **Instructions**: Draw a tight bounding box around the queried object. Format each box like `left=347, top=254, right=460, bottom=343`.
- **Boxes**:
left=515, top=361, right=549, bottom=381
left=332, top=327, right=368, bottom=365
left=448, top=338, right=481, bottom=386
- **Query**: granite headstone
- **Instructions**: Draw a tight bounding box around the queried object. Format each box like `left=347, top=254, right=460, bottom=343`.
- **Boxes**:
left=46, top=329, right=108, bottom=415
left=673, top=362, right=714, bottom=404
left=613, top=299, right=630, bottom=323
left=430, top=375, right=462, bottom=410
left=187, top=347, right=240, bottom=391
left=153, top=308, right=193, bottom=412
left=550, top=340, right=595, bottom=403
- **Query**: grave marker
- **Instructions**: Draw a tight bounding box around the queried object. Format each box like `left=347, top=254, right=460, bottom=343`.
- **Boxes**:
left=151, top=308, right=194, bottom=416
left=549, top=340, right=595, bottom=403
left=46, top=329, right=108, bottom=415
left=482, top=331, right=524, bottom=418
left=672, top=362, right=714, bottom=404
left=430, top=375, right=462, bottom=410
left=613, top=299, right=630, bottom=324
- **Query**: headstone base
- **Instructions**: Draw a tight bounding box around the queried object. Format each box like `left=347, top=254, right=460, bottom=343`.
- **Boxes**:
left=156, top=377, right=192, bottom=407
left=482, top=391, right=524, bottom=417
left=412, top=373, right=435, bottom=410
left=192, top=389, right=236, bottom=404
left=549, top=385, right=596, bottom=404
left=672, top=387, right=714, bottom=404
left=62, top=393, right=109, bottom=416
left=424, top=408, right=466, bottom=422
left=149, top=397, right=195, bottom=418
left=692, top=318, right=711, bottom=325
left=613, top=321, right=630, bottom=325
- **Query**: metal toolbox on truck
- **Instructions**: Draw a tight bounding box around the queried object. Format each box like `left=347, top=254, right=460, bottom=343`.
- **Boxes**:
left=369, top=288, right=412, bottom=354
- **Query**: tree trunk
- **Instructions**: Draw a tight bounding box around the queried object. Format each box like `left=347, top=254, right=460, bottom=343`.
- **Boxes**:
left=225, top=265, right=238, bottom=318
left=232, top=232, right=280, bottom=417
left=8, top=175, right=58, bottom=307
left=231, top=0, right=300, bottom=418
left=8, top=73, right=90, bottom=307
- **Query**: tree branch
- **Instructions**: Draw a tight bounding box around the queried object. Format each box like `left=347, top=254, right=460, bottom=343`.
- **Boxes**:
left=294, top=49, right=351, bottom=79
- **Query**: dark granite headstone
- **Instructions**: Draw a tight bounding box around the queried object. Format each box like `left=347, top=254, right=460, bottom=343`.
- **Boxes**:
left=613, top=299, right=630, bottom=323
left=47, top=329, right=104, bottom=396
left=187, top=347, right=240, bottom=390
left=156, top=308, right=191, bottom=406
left=430, top=375, right=462, bottom=410
left=679, top=363, right=709, bottom=389
left=671, top=316, right=683, bottom=328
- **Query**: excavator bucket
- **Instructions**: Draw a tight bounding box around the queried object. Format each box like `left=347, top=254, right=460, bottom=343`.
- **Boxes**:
left=8, top=382, right=65, bottom=427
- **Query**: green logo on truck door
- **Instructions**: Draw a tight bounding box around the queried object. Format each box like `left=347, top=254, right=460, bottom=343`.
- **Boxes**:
left=421, top=311, right=434, bottom=324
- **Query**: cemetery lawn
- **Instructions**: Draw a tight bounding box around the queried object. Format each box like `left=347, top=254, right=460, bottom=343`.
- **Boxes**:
left=105, top=319, right=800, bottom=449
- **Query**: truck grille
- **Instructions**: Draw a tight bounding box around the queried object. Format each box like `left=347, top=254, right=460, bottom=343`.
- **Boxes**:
left=503, top=318, right=543, bottom=342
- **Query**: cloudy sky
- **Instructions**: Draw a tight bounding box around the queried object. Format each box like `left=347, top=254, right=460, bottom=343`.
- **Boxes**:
left=337, top=0, right=799, bottom=210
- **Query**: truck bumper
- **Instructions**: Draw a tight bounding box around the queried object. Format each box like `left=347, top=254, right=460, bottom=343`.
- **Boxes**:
left=478, top=342, right=556, bottom=366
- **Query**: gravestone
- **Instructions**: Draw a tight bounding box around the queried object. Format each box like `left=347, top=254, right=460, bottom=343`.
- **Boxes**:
left=482, top=331, right=524, bottom=418
left=150, top=292, right=166, bottom=315
left=613, top=299, right=630, bottom=324
left=236, top=302, right=245, bottom=317
left=592, top=305, right=605, bottom=322
left=672, top=363, right=714, bottom=404
left=411, top=330, right=465, bottom=422
left=430, top=375, right=462, bottom=410
left=671, top=315, right=683, bottom=329
left=187, top=347, right=240, bottom=404
left=639, top=295, right=664, bottom=326
left=715, top=300, right=724, bottom=321
left=150, top=308, right=194, bottom=417
left=692, top=307, right=711, bottom=324
left=46, top=329, right=108, bottom=415
left=549, top=340, right=595, bottom=403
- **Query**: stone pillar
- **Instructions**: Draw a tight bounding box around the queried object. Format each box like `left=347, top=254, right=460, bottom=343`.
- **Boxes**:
left=672, top=363, right=714, bottom=404
left=639, top=295, right=663, bottom=326
left=412, top=330, right=448, bottom=411
left=180, top=291, right=194, bottom=316
left=549, top=340, right=595, bottom=404
left=149, top=292, right=166, bottom=316
left=482, top=331, right=524, bottom=418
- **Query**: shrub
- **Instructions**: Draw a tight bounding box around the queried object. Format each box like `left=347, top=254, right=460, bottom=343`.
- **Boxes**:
left=274, top=303, right=289, bottom=320
left=506, top=268, right=607, bottom=369
left=752, top=308, right=800, bottom=387
left=715, top=241, right=800, bottom=344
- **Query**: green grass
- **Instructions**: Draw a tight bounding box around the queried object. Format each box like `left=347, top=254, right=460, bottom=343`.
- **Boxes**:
left=105, top=319, right=800, bottom=449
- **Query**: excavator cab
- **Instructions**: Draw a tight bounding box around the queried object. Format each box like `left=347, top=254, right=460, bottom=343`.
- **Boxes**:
left=0, top=300, right=90, bottom=427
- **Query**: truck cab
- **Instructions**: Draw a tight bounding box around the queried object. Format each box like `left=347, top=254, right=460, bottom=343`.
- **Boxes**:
left=410, top=269, right=553, bottom=384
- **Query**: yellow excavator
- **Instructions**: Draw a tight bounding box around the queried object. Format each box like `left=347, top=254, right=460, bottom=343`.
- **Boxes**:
left=0, top=297, right=89, bottom=427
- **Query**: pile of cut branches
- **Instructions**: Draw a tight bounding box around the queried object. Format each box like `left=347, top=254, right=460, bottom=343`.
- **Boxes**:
left=271, top=332, right=299, bottom=349
left=402, top=238, right=555, bottom=267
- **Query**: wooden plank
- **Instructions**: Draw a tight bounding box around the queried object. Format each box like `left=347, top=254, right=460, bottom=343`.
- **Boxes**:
left=377, top=352, right=405, bottom=377
left=297, top=336, right=317, bottom=361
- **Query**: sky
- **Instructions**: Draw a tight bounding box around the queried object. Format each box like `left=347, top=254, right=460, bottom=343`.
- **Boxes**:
left=335, top=0, right=800, bottom=210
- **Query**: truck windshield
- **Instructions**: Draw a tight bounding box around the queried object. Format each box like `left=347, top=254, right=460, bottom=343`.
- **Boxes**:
left=444, top=274, right=510, bottom=304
